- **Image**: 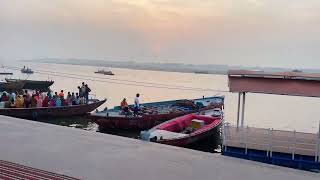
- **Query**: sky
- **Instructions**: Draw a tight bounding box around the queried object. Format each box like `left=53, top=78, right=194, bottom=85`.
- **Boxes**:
left=1, top=0, right=320, bottom=68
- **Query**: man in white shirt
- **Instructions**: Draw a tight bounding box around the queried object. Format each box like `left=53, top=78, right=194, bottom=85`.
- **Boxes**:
left=134, top=93, right=140, bottom=116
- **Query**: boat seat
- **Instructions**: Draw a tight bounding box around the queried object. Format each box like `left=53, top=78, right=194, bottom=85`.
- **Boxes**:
left=150, top=130, right=188, bottom=140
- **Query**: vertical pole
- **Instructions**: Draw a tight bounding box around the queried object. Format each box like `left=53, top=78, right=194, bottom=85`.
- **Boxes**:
left=241, top=92, right=246, bottom=127
left=318, top=121, right=320, bottom=162
left=236, top=93, right=241, bottom=128
left=292, top=130, right=296, bottom=160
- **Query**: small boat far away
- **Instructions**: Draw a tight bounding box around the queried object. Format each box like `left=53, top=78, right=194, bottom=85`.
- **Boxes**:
left=0, top=72, right=13, bottom=75
left=21, top=66, right=34, bottom=74
left=140, top=111, right=222, bottom=147
left=5, top=78, right=54, bottom=91
left=94, top=69, right=114, bottom=75
left=90, top=96, right=224, bottom=130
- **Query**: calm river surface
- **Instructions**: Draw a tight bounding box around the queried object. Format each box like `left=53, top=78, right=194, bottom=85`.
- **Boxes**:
left=2, top=62, right=320, bottom=134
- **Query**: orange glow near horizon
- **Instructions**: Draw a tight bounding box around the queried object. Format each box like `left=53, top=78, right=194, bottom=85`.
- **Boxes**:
left=2, top=0, right=320, bottom=67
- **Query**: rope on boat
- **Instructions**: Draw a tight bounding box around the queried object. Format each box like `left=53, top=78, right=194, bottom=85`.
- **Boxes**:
left=3, top=65, right=230, bottom=93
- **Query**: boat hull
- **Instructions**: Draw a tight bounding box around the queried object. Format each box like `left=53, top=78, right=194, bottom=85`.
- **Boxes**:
left=156, top=122, right=221, bottom=147
left=0, top=81, right=25, bottom=92
left=0, top=99, right=106, bottom=120
left=6, top=79, right=54, bottom=90
left=144, top=114, right=222, bottom=147
left=90, top=96, right=224, bottom=130
left=91, top=110, right=196, bottom=130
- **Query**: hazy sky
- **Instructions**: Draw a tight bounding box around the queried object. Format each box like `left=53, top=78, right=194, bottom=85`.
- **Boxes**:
left=1, top=0, right=320, bottom=68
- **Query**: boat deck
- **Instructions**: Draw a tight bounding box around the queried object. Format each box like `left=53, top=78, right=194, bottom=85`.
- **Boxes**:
left=1, top=116, right=319, bottom=179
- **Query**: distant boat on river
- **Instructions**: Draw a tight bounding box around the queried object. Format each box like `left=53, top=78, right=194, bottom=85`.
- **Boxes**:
left=0, top=72, right=13, bottom=75
left=94, top=69, right=114, bottom=76
left=21, top=66, right=34, bottom=74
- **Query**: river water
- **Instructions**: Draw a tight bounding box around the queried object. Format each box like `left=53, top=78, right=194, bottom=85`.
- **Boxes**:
left=1, top=62, right=320, bottom=135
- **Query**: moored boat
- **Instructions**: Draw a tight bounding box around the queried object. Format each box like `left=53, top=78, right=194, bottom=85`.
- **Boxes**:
left=0, top=99, right=106, bottom=120
left=140, top=112, right=222, bottom=147
left=5, top=78, right=54, bottom=90
left=89, top=96, right=224, bottom=130
left=0, top=81, right=25, bottom=92
left=0, top=72, right=13, bottom=75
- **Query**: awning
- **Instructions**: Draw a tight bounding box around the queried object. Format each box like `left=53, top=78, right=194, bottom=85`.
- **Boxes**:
left=228, top=70, right=320, bottom=97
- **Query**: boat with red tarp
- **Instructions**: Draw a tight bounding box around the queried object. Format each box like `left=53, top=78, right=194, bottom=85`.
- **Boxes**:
left=0, top=99, right=106, bottom=120
left=140, top=111, right=222, bottom=147
left=90, top=96, right=224, bottom=130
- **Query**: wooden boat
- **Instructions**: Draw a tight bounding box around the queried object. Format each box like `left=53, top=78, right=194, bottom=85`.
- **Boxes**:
left=0, top=81, right=25, bottom=92
left=90, top=96, right=224, bottom=130
left=21, top=66, right=34, bottom=74
left=0, top=99, right=106, bottom=120
left=140, top=112, right=222, bottom=147
left=5, top=79, right=54, bottom=90
left=94, top=69, right=114, bottom=75
left=0, top=72, right=13, bottom=75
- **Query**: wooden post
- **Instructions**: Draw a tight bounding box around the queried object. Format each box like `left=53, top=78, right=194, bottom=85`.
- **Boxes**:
left=241, top=92, right=246, bottom=127
left=236, top=93, right=241, bottom=128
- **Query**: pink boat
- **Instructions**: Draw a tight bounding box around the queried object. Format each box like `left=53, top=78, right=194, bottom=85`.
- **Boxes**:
left=140, top=113, right=222, bottom=147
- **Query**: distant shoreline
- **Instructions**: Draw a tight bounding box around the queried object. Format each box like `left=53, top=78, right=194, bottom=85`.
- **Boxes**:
left=27, top=60, right=229, bottom=75
left=26, top=58, right=320, bottom=75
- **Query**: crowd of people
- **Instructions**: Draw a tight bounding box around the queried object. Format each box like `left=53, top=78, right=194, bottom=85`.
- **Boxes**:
left=0, top=82, right=91, bottom=108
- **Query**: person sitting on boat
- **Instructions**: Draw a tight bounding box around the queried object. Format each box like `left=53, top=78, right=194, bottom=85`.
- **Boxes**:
left=49, top=97, right=56, bottom=107
left=133, top=93, right=141, bottom=116
left=66, top=92, right=72, bottom=105
left=23, top=90, right=31, bottom=108
left=42, top=95, right=49, bottom=107
left=61, top=97, right=68, bottom=106
left=9, top=91, right=16, bottom=102
left=9, top=98, right=15, bottom=108
left=56, top=96, right=62, bottom=107
left=47, top=92, right=53, bottom=101
left=15, top=95, right=24, bottom=108
left=59, top=90, right=64, bottom=98
left=35, top=91, right=40, bottom=100
left=0, top=92, right=9, bottom=102
left=121, top=98, right=128, bottom=110
left=30, top=95, right=38, bottom=107
left=37, top=96, right=43, bottom=107
left=75, top=95, right=81, bottom=105
left=120, top=98, right=131, bottom=115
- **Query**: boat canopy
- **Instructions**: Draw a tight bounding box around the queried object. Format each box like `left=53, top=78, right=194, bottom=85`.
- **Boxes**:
left=228, top=70, right=320, bottom=98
